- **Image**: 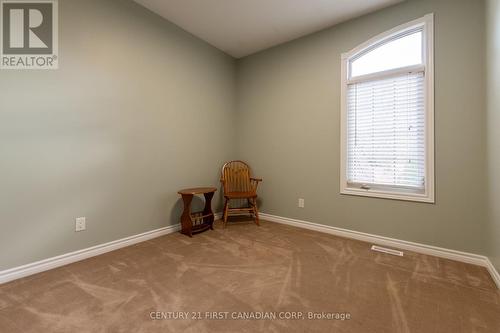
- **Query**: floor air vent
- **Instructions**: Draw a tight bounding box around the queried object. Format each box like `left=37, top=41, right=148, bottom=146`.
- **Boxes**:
left=371, top=245, right=404, bottom=257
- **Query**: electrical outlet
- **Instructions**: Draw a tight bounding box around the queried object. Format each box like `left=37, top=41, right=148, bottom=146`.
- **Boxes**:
left=298, top=198, right=305, bottom=208
left=75, top=217, right=86, bottom=232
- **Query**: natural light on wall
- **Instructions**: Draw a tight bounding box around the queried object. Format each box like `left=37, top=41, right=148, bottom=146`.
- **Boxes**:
left=340, top=14, right=434, bottom=203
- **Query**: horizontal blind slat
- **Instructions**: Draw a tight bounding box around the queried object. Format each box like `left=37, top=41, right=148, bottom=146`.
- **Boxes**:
left=347, top=72, right=425, bottom=189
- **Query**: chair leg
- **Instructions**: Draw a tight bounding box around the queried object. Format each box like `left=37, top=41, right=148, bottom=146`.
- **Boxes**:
left=247, top=198, right=253, bottom=218
left=223, top=199, right=229, bottom=228
left=252, top=198, right=260, bottom=226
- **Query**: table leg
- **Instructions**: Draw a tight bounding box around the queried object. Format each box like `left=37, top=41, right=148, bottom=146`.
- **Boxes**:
left=203, top=191, right=215, bottom=230
left=180, top=193, right=193, bottom=237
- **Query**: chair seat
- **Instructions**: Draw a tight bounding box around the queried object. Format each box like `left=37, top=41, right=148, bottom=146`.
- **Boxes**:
left=224, top=191, right=257, bottom=199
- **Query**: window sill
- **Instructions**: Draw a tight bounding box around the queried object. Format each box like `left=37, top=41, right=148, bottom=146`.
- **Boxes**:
left=340, top=186, right=435, bottom=203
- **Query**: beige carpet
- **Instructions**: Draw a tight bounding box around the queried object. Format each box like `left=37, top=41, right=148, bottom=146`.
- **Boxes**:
left=0, top=220, right=499, bottom=333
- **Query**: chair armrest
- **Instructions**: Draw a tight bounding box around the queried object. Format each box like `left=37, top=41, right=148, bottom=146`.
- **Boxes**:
left=250, top=177, right=262, bottom=191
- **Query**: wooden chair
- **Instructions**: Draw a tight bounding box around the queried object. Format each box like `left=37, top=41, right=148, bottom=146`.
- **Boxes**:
left=220, top=161, right=262, bottom=228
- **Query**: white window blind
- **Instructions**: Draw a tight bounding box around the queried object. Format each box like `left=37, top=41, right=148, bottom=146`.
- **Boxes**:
left=347, top=72, right=425, bottom=190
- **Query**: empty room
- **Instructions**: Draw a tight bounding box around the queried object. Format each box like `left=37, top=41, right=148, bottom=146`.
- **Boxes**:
left=1, top=0, right=500, bottom=332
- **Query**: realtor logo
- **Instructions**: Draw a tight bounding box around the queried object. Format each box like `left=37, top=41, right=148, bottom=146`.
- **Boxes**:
left=0, top=0, right=58, bottom=69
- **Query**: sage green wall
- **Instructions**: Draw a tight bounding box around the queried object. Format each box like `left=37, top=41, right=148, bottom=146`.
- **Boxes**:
left=0, top=0, right=493, bottom=273
left=235, top=0, right=488, bottom=254
left=0, top=0, right=235, bottom=270
left=486, top=0, right=500, bottom=272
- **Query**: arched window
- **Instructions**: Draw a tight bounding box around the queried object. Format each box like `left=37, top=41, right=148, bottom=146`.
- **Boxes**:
left=340, top=14, right=434, bottom=203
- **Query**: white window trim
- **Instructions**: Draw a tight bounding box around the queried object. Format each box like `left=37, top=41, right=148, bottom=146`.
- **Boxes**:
left=340, top=14, right=435, bottom=203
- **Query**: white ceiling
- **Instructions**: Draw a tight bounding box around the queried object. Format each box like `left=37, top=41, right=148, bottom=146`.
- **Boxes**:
left=134, top=0, right=403, bottom=58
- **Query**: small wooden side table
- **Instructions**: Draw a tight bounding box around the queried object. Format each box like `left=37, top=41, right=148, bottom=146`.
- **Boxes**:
left=178, top=187, right=217, bottom=237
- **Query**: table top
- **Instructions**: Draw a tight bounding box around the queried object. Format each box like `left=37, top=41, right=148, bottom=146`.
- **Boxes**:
left=178, top=187, right=217, bottom=195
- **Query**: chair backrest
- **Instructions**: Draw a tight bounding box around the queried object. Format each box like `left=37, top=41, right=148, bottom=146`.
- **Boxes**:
left=221, top=161, right=253, bottom=193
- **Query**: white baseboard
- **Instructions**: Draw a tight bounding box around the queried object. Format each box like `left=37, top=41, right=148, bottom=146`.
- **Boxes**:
left=0, top=213, right=224, bottom=285
left=260, top=213, right=500, bottom=289
left=2, top=212, right=498, bottom=290
left=485, top=259, right=500, bottom=289
left=0, top=223, right=182, bottom=285
left=0, top=224, right=184, bottom=285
